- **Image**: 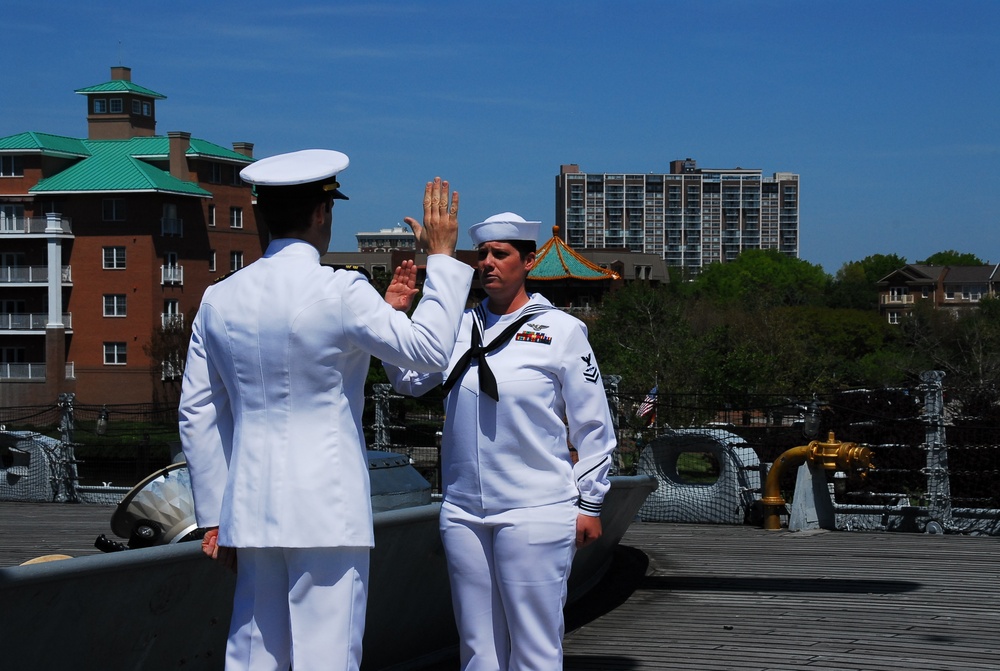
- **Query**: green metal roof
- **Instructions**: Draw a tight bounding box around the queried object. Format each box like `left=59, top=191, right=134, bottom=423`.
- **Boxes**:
left=529, top=235, right=620, bottom=280
left=74, top=80, right=167, bottom=99
left=28, top=136, right=235, bottom=197
left=0, top=131, right=90, bottom=158
left=128, top=136, right=254, bottom=163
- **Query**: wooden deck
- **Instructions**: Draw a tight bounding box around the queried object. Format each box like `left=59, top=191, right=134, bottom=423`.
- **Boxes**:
left=1, top=503, right=997, bottom=670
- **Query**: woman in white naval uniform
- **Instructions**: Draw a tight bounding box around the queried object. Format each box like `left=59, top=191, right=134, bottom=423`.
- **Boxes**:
left=385, top=213, right=616, bottom=671
left=179, top=151, right=473, bottom=671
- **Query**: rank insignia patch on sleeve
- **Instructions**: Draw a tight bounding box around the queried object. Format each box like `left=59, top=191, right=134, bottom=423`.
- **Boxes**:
left=581, top=353, right=600, bottom=383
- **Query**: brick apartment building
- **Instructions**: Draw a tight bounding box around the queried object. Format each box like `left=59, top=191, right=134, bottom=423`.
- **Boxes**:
left=0, top=66, right=261, bottom=406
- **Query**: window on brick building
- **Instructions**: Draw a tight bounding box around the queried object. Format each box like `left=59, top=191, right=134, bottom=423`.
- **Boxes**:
left=103, top=246, right=126, bottom=269
left=230, top=207, right=243, bottom=228
left=0, top=156, right=23, bottom=177
left=103, top=342, right=127, bottom=365
left=103, top=294, right=127, bottom=317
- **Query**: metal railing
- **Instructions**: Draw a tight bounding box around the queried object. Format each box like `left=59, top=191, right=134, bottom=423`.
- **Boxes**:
left=0, top=313, right=73, bottom=330
left=160, top=266, right=184, bottom=285
left=0, top=363, right=46, bottom=380
left=1, top=378, right=996, bottom=536
left=0, top=265, right=72, bottom=283
left=161, top=314, right=184, bottom=330
left=0, top=217, right=73, bottom=234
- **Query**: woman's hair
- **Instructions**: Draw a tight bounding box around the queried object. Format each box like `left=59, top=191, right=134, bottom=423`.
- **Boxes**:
left=508, top=239, right=537, bottom=258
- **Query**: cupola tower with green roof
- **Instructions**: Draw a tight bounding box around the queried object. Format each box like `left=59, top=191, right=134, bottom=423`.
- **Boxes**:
left=75, top=66, right=165, bottom=140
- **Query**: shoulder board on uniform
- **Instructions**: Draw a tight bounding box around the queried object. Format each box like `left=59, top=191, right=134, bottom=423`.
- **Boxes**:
left=213, top=267, right=243, bottom=284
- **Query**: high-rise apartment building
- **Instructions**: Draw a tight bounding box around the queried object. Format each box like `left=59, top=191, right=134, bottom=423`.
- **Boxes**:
left=0, top=67, right=260, bottom=406
left=555, top=159, right=799, bottom=271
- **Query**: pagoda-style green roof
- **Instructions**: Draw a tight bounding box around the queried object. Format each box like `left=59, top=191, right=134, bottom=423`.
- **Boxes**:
left=75, top=80, right=167, bottom=99
left=0, top=131, right=90, bottom=158
left=530, top=232, right=621, bottom=280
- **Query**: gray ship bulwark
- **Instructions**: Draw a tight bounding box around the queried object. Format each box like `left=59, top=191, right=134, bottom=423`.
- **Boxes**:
left=0, top=453, right=656, bottom=671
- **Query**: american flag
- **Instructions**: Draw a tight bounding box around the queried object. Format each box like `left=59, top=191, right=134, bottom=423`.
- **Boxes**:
left=636, top=385, right=658, bottom=420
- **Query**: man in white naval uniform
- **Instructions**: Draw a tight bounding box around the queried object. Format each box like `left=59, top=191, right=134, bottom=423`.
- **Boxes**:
left=179, top=150, right=473, bottom=671
left=384, top=213, right=616, bottom=671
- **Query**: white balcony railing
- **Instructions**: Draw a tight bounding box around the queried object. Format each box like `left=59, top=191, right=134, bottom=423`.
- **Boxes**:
left=161, top=313, right=185, bottom=330
left=881, top=294, right=915, bottom=305
left=161, top=358, right=184, bottom=381
left=0, top=313, right=73, bottom=330
left=0, top=265, right=72, bottom=283
left=0, top=363, right=46, bottom=380
left=0, top=216, right=73, bottom=235
left=161, top=265, right=184, bottom=285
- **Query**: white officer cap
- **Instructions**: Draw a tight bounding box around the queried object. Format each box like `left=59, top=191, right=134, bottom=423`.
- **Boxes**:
left=239, top=149, right=350, bottom=200
left=469, top=212, right=541, bottom=246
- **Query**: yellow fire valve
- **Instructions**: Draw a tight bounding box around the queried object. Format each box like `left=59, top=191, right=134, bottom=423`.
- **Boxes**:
left=762, top=432, right=874, bottom=530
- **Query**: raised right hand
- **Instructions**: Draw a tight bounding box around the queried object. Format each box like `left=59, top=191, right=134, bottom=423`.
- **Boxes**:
left=403, top=177, right=459, bottom=256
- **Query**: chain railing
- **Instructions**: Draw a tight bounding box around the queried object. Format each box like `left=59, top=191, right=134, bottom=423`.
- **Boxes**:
left=2, top=374, right=998, bottom=535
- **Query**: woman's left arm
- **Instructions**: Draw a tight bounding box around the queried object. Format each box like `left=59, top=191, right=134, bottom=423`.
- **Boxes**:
left=560, top=321, right=617, bottom=523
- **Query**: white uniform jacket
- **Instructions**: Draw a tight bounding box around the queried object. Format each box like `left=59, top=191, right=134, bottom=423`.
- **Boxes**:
left=385, top=294, right=615, bottom=514
left=179, top=239, right=473, bottom=549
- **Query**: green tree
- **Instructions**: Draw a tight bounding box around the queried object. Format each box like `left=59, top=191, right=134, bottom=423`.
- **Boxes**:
left=897, top=298, right=1000, bottom=389
left=681, top=305, right=900, bottom=395
left=691, top=249, right=829, bottom=309
left=917, top=250, right=987, bottom=266
left=774, top=306, right=905, bottom=389
left=593, top=287, right=911, bottom=398
left=143, top=308, right=195, bottom=405
left=588, top=282, right=699, bottom=395
left=827, top=253, right=908, bottom=310
left=952, top=297, right=1000, bottom=388
left=692, top=310, right=793, bottom=395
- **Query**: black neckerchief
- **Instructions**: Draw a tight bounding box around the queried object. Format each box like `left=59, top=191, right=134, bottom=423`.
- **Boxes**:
left=442, top=302, right=551, bottom=401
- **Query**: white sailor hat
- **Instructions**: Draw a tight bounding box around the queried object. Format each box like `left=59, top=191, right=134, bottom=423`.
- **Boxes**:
left=469, top=212, right=541, bottom=246
left=239, top=149, right=350, bottom=200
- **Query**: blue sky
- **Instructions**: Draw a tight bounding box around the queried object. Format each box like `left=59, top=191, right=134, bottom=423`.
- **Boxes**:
left=5, top=1, right=998, bottom=274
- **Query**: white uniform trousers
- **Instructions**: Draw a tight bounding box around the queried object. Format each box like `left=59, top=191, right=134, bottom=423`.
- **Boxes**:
left=226, top=546, right=370, bottom=671
left=440, top=499, right=578, bottom=671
